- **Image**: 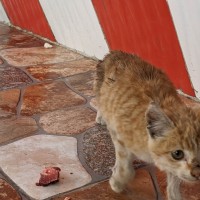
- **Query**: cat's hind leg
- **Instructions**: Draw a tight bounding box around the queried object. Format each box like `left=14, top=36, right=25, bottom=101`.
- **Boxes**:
left=95, top=110, right=106, bottom=125
left=109, top=130, right=135, bottom=193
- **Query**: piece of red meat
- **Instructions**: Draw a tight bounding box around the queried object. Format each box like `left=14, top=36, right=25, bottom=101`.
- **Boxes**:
left=36, top=167, right=61, bottom=186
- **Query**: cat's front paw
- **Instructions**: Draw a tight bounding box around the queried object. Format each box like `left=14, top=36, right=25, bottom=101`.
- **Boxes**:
left=109, top=177, right=125, bottom=193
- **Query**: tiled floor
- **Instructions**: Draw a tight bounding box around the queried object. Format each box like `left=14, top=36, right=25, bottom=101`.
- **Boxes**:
left=0, top=22, right=200, bottom=200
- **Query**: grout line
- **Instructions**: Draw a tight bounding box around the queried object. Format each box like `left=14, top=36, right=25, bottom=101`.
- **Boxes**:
left=145, top=165, right=164, bottom=200
left=63, top=78, right=89, bottom=104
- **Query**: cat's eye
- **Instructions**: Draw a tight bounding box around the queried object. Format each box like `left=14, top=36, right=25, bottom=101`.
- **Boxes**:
left=171, top=150, right=184, bottom=160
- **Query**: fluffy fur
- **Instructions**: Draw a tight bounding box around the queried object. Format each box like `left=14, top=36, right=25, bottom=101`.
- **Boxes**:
left=94, top=51, right=200, bottom=200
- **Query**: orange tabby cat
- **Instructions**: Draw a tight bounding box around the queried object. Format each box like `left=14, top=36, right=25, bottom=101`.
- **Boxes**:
left=94, top=51, right=200, bottom=200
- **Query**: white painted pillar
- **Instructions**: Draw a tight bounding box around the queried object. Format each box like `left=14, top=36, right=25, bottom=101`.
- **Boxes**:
left=167, top=0, right=200, bottom=98
left=0, top=2, right=9, bottom=23
left=39, top=0, right=109, bottom=59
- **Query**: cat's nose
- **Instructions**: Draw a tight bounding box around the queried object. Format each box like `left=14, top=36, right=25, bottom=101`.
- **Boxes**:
left=191, top=165, right=200, bottom=179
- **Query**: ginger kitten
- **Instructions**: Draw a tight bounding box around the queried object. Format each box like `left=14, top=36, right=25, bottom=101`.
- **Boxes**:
left=94, top=51, right=200, bottom=200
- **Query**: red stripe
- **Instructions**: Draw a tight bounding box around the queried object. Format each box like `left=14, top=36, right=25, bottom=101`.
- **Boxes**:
left=92, top=0, right=194, bottom=96
left=2, top=0, right=55, bottom=41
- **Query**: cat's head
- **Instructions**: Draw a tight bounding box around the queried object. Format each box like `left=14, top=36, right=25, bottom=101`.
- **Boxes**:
left=146, top=102, right=200, bottom=182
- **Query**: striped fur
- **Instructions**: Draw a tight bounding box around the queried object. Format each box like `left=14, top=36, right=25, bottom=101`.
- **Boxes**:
left=94, top=51, right=200, bottom=200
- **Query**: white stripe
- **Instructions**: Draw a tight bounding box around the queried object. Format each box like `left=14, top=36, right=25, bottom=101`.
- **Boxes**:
left=0, top=2, right=9, bottom=23
left=39, top=0, right=109, bottom=59
left=167, top=0, right=200, bottom=98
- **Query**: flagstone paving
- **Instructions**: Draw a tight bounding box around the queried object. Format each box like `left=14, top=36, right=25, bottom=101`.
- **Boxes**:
left=66, top=71, right=95, bottom=97
left=0, top=135, right=92, bottom=200
left=0, top=47, right=84, bottom=67
left=0, top=65, right=33, bottom=90
left=0, top=31, right=45, bottom=50
left=26, top=58, right=97, bottom=81
left=0, top=22, right=200, bottom=200
left=0, top=88, right=20, bottom=117
left=53, top=169, right=156, bottom=200
left=21, top=81, right=85, bottom=116
left=0, top=116, right=38, bottom=144
left=82, top=125, right=115, bottom=177
left=0, top=179, right=21, bottom=200
left=40, top=107, right=96, bottom=135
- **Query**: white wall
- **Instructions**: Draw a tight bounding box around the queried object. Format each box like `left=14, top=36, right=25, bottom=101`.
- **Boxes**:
left=0, top=2, right=9, bottom=23
left=167, top=0, right=200, bottom=99
left=39, top=0, right=109, bottom=59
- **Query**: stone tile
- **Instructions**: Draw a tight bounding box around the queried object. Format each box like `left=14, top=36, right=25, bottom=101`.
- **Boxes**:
left=0, top=179, right=21, bottom=200
left=0, top=116, right=38, bottom=144
left=0, top=135, right=91, bottom=200
left=0, top=32, right=45, bottom=50
left=0, top=65, right=32, bottom=90
left=40, top=107, right=96, bottom=135
left=54, top=169, right=156, bottom=200
left=0, top=89, right=20, bottom=117
left=0, top=24, right=19, bottom=36
left=21, top=81, right=85, bottom=116
left=82, top=125, right=115, bottom=176
left=182, top=182, right=200, bottom=200
left=26, top=58, right=97, bottom=81
left=0, top=46, right=84, bottom=67
left=66, top=71, right=95, bottom=97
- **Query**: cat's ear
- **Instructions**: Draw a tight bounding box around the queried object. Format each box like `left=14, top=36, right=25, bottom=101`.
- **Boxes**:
left=145, top=102, right=174, bottom=138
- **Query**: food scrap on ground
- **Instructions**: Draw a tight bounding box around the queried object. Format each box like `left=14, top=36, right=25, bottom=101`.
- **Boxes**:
left=36, top=167, right=61, bottom=186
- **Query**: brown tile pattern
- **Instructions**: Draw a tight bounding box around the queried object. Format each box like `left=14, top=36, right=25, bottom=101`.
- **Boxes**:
left=66, top=71, right=95, bottom=97
left=0, top=32, right=44, bottom=50
left=0, top=116, right=38, bottom=144
left=0, top=65, right=32, bottom=90
left=40, top=107, right=96, bottom=135
left=0, top=89, right=20, bottom=117
left=26, top=58, right=97, bottom=81
left=54, top=169, right=156, bottom=200
left=182, top=181, right=200, bottom=200
left=0, top=179, right=21, bottom=200
left=0, top=46, right=84, bottom=67
left=21, top=81, right=85, bottom=116
left=0, top=24, right=19, bottom=36
left=82, top=125, right=115, bottom=176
